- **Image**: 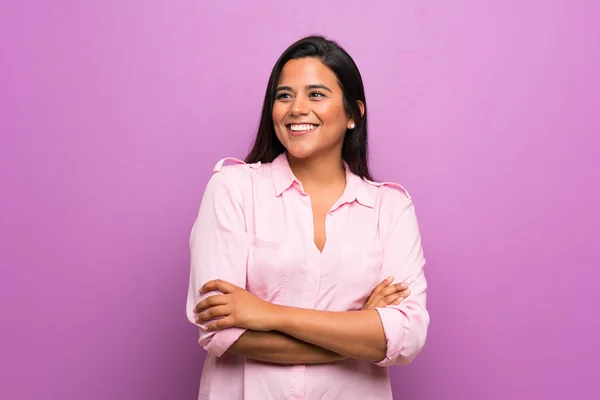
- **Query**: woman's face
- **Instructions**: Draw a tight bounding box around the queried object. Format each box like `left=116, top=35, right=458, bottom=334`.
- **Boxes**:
left=272, top=57, right=354, bottom=160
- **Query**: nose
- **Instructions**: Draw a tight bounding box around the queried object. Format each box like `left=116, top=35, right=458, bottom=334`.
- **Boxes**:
left=290, top=94, right=309, bottom=116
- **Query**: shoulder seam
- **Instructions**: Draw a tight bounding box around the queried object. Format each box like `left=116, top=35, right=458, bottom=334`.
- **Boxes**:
left=213, top=157, right=262, bottom=172
left=210, top=162, right=248, bottom=215
left=364, top=179, right=412, bottom=200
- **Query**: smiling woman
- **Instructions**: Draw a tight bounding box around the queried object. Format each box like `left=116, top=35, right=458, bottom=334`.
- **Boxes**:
left=186, top=35, right=429, bottom=400
left=272, top=58, right=358, bottom=162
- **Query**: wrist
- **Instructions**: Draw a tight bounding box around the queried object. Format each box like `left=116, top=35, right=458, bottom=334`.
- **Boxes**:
left=267, top=303, right=289, bottom=331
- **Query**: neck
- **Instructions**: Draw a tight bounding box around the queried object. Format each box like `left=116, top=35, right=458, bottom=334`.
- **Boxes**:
left=286, top=151, right=346, bottom=189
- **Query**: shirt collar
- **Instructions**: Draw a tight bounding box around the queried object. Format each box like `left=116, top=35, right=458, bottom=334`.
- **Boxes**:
left=272, top=153, right=299, bottom=196
left=271, top=153, right=375, bottom=209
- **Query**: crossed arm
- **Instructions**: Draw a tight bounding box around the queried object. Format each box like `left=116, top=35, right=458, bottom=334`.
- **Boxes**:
left=186, top=171, right=428, bottom=366
left=229, top=331, right=346, bottom=364
left=194, top=277, right=409, bottom=364
left=215, top=308, right=386, bottom=363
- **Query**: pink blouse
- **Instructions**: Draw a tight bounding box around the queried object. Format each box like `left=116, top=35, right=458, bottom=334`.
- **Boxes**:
left=186, top=153, right=429, bottom=400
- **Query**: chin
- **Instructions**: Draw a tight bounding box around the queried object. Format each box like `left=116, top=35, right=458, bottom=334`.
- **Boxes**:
left=276, top=137, right=315, bottom=159
left=285, top=146, right=316, bottom=160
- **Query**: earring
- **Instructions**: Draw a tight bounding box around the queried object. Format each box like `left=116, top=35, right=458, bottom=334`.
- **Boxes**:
left=349, top=123, right=356, bottom=129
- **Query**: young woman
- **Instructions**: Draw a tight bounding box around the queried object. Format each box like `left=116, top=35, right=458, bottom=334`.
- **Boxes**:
left=186, top=35, right=429, bottom=400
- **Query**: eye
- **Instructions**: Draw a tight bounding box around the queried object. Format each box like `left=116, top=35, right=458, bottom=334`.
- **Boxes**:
left=309, top=91, right=326, bottom=98
left=276, top=92, right=292, bottom=100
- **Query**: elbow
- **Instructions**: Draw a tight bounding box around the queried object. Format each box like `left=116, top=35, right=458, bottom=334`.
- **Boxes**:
left=391, top=316, right=429, bottom=366
left=188, top=311, right=247, bottom=357
left=392, top=324, right=429, bottom=366
left=375, top=340, right=426, bottom=367
left=373, top=307, right=430, bottom=367
left=186, top=304, right=216, bottom=349
left=389, top=355, right=416, bottom=367
left=391, top=340, right=426, bottom=366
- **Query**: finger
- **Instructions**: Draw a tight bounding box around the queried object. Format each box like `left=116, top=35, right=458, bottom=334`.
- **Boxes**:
left=378, top=282, right=410, bottom=298
left=371, top=293, right=398, bottom=308
left=196, top=305, right=231, bottom=323
left=200, top=279, right=238, bottom=295
left=205, top=316, right=236, bottom=332
left=370, top=276, right=394, bottom=297
left=193, top=294, right=228, bottom=314
left=383, top=292, right=404, bottom=305
left=387, top=290, right=411, bottom=306
left=368, top=292, right=403, bottom=309
left=366, top=276, right=395, bottom=306
left=378, top=288, right=411, bottom=307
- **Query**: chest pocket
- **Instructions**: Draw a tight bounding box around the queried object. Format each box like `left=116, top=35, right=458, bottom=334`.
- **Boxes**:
left=247, top=237, right=298, bottom=304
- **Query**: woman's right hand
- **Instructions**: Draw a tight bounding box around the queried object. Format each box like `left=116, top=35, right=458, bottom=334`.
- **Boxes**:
left=361, top=277, right=411, bottom=310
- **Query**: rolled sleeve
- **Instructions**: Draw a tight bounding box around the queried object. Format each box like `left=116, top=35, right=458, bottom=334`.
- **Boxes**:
left=374, top=267, right=429, bottom=366
left=374, top=307, right=405, bottom=366
left=200, top=326, right=246, bottom=357
left=186, top=169, right=249, bottom=357
left=373, top=190, right=430, bottom=366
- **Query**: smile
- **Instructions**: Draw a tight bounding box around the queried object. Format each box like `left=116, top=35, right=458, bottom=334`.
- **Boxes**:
left=286, top=124, right=319, bottom=136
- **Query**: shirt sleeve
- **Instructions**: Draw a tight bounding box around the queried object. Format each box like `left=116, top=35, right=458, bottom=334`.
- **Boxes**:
left=186, top=170, right=248, bottom=357
left=373, top=190, right=430, bottom=366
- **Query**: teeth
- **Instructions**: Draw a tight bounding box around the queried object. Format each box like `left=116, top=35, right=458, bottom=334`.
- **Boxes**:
left=289, top=124, right=316, bottom=132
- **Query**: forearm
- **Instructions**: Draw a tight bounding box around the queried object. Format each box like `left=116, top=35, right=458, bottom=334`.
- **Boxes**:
left=273, top=306, right=387, bottom=362
left=227, top=330, right=347, bottom=364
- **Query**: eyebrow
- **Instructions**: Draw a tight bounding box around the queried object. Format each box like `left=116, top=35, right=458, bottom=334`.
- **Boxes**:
left=275, top=84, right=333, bottom=93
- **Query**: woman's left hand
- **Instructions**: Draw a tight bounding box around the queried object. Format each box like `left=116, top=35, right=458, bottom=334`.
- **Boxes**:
left=194, top=280, right=279, bottom=332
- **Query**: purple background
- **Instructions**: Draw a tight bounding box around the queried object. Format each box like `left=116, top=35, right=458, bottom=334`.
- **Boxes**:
left=1, top=1, right=599, bottom=399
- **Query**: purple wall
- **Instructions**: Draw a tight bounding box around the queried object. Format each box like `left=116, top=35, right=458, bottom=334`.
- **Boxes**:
left=2, top=1, right=599, bottom=399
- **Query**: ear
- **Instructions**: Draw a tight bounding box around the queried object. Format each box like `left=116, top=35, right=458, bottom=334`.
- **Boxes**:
left=347, top=100, right=366, bottom=129
left=356, top=100, right=365, bottom=118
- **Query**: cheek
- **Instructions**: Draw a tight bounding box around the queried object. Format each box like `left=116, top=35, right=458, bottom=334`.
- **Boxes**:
left=271, top=109, right=286, bottom=143
left=316, top=104, right=348, bottom=133
left=318, top=102, right=345, bottom=122
left=272, top=104, right=286, bottom=123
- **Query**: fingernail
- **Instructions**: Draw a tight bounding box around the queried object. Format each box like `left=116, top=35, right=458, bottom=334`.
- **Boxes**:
left=400, top=282, right=408, bottom=288
left=386, top=276, right=394, bottom=282
left=405, top=290, right=411, bottom=296
left=393, top=300, right=401, bottom=305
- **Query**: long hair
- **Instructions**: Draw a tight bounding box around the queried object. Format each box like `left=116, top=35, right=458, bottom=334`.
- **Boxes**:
left=245, top=35, right=373, bottom=180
